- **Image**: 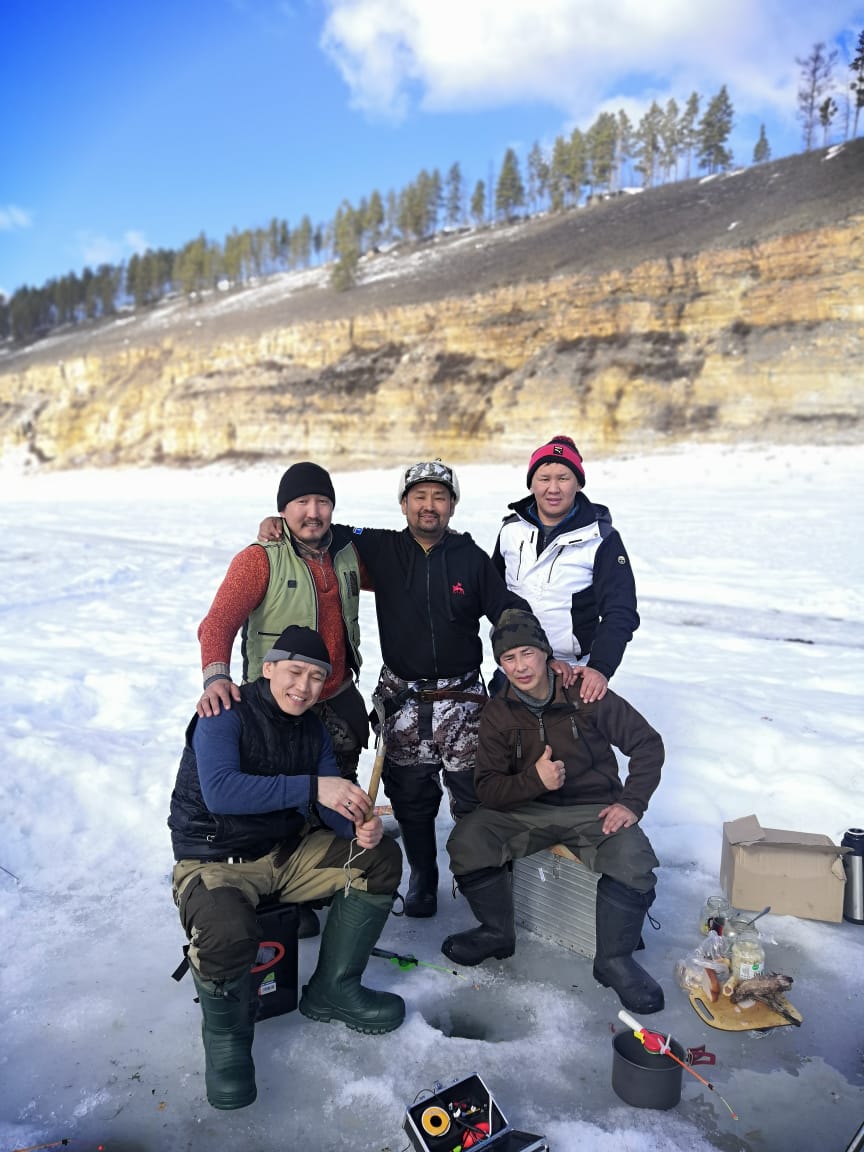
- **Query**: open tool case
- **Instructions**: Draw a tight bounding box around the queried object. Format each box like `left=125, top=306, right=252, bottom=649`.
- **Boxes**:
left=404, top=1074, right=548, bottom=1152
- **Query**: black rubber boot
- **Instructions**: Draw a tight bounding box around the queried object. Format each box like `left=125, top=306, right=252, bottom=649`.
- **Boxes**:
left=191, top=969, right=257, bottom=1110
left=592, top=878, right=664, bottom=1015
left=299, top=890, right=405, bottom=1034
left=441, top=867, right=516, bottom=966
left=398, top=819, right=439, bottom=918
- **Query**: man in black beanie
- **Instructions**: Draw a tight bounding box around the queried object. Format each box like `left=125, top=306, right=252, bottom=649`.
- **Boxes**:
left=169, top=626, right=404, bottom=1112
left=442, top=609, right=665, bottom=1017
left=197, top=461, right=370, bottom=938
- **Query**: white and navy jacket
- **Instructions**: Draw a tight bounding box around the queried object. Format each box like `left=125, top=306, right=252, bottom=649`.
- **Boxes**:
left=491, top=493, right=639, bottom=680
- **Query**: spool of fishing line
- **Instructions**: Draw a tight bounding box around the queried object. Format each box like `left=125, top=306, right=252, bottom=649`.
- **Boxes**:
left=420, top=1105, right=451, bottom=1136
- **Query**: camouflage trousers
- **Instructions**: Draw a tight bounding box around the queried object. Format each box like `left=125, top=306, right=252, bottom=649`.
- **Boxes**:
left=374, top=665, right=487, bottom=823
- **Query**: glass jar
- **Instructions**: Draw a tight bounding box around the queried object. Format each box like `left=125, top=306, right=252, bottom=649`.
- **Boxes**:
left=699, top=895, right=731, bottom=936
left=723, top=913, right=757, bottom=947
left=731, top=930, right=765, bottom=981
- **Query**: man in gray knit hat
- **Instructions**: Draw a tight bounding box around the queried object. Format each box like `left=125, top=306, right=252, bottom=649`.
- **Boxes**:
left=442, top=609, right=665, bottom=1016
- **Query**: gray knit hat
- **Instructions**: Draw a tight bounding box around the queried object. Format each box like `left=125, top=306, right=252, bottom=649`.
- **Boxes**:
left=491, top=609, right=553, bottom=664
left=263, top=626, right=332, bottom=675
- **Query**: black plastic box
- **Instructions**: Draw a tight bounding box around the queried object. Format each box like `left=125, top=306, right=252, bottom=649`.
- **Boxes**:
left=253, top=902, right=299, bottom=1020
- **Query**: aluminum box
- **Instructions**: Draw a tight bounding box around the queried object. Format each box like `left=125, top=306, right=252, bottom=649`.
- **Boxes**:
left=512, top=845, right=599, bottom=959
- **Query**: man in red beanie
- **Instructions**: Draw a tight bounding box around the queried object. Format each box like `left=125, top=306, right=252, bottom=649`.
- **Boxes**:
left=492, top=435, right=639, bottom=703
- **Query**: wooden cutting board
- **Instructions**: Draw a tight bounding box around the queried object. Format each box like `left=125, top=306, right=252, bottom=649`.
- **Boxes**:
left=689, top=991, right=803, bottom=1031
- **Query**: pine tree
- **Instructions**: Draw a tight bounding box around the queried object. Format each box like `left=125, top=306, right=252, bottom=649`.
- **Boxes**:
left=819, top=96, right=838, bottom=146
left=366, top=190, right=384, bottom=249
left=614, top=110, right=633, bottom=190
left=753, top=124, right=771, bottom=163
left=470, top=179, right=486, bottom=225
left=586, top=114, right=616, bottom=193
left=495, top=148, right=525, bottom=220
left=797, top=42, right=838, bottom=151
left=678, top=92, right=700, bottom=179
left=567, top=128, right=586, bottom=201
left=697, top=86, right=734, bottom=173
left=850, top=29, right=864, bottom=138
left=527, top=141, right=549, bottom=211
left=634, top=101, right=664, bottom=187
left=659, top=98, right=680, bottom=182
left=331, top=202, right=360, bottom=291
left=548, top=136, right=569, bottom=211
left=445, top=162, right=464, bottom=227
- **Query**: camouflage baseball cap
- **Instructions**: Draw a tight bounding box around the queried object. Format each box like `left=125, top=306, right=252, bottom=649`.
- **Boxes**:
left=397, top=460, right=460, bottom=503
left=491, top=609, right=553, bottom=663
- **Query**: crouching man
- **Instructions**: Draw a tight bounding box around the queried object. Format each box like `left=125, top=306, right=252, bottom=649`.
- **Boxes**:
left=168, top=626, right=404, bottom=1111
left=442, top=610, right=665, bottom=1015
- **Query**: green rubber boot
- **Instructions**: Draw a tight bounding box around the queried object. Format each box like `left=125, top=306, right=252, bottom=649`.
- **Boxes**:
left=299, top=889, right=405, bottom=1034
left=192, top=968, right=258, bottom=1110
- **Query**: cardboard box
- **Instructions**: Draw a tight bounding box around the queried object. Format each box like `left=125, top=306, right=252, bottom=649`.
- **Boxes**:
left=720, top=814, right=847, bottom=923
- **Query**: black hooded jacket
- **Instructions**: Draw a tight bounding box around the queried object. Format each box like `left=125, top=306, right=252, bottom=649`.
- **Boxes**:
left=348, top=526, right=529, bottom=681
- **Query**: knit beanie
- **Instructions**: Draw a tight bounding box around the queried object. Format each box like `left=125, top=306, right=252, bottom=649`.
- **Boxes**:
left=491, top=609, right=553, bottom=664
left=526, top=435, right=585, bottom=487
left=263, top=626, right=332, bottom=675
left=276, top=462, right=336, bottom=510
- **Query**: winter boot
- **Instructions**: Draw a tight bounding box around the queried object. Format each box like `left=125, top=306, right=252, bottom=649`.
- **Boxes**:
left=592, top=877, right=664, bottom=1015
left=191, top=968, right=258, bottom=1110
left=441, top=867, right=516, bottom=966
left=398, top=819, right=439, bottom=917
left=299, top=889, right=405, bottom=1034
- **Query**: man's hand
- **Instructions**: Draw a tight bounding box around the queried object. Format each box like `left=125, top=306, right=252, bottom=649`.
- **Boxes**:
left=598, top=802, right=637, bottom=835
left=550, top=659, right=579, bottom=688
left=257, top=516, right=282, bottom=542
left=535, top=744, right=565, bottom=790
left=317, top=777, right=373, bottom=823
left=577, top=667, right=608, bottom=703
left=353, top=815, right=384, bottom=849
left=197, top=679, right=242, bottom=718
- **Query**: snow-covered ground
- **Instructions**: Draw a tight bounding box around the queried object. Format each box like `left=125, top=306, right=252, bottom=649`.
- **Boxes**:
left=1, top=443, right=862, bottom=1152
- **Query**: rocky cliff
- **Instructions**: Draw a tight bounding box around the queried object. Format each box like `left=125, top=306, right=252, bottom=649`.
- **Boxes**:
left=2, top=141, right=862, bottom=471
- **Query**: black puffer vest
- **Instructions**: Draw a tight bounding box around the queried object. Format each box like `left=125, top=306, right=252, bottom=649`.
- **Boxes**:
left=168, top=679, right=323, bottom=862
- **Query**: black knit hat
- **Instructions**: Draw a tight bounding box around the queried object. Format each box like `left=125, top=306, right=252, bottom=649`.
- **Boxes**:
left=277, top=462, right=336, bottom=510
left=263, top=626, right=332, bottom=675
left=491, top=609, right=553, bottom=664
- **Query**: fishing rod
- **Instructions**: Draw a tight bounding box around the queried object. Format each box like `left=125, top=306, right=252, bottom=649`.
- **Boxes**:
left=372, top=946, right=466, bottom=978
left=618, top=1010, right=738, bottom=1119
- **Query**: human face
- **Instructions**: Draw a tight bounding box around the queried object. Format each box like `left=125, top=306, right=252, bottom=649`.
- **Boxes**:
left=281, top=494, right=334, bottom=546
left=401, top=482, right=455, bottom=543
left=499, top=645, right=550, bottom=699
left=530, top=466, right=581, bottom=526
left=262, top=659, right=327, bottom=715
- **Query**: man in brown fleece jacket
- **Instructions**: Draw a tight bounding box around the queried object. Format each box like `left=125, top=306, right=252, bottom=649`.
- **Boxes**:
left=442, top=609, right=665, bottom=1014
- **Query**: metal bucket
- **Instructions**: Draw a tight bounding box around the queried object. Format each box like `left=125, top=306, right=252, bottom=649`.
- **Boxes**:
left=612, top=1031, right=684, bottom=1110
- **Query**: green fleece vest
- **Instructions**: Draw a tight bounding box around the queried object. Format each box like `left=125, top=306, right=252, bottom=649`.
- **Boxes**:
left=241, top=533, right=361, bottom=683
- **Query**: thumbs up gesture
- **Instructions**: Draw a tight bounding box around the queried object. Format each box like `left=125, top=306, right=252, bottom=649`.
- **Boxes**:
left=536, top=744, right=565, bottom=791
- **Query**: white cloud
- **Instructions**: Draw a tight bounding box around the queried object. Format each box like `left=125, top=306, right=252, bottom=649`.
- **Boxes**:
left=320, top=0, right=859, bottom=128
left=76, top=230, right=150, bottom=269
left=0, top=204, right=33, bottom=231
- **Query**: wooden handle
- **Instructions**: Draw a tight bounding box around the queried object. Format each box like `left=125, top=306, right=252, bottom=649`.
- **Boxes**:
left=367, top=747, right=385, bottom=808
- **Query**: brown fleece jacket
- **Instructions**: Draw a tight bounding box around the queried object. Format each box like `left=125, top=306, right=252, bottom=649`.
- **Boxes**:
left=474, top=674, right=663, bottom=819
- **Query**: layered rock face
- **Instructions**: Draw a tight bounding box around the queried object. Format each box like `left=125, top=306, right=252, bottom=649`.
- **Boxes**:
left=2, top=148, right=862, bottom=471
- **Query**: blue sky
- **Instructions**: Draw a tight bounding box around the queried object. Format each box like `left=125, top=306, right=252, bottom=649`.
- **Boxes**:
left=2, top=0, right=862, bottom=298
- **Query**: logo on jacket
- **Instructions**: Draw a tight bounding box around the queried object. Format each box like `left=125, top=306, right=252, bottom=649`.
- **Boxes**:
left=617, top=555, right=627, bottom=564
left=452, top=581, right=465, bottom=595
